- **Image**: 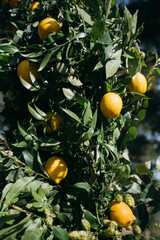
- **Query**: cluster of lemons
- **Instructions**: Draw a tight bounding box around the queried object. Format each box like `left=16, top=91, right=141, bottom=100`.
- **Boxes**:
left=16, top=0, right=147, bottom=189
left=4, top=1, right=147, bottom=235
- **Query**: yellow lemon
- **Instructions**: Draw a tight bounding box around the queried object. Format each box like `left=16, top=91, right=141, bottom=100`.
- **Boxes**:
left=110, top=201, right=134, bottom=227
left=45, top=112, right=63, bottom=134
left=45, top=156, right=68, bottom=184
left=100, top=92, right=123, bottom=119
left=17, top=59, right=39, bottom=85
left=128, top=72, right=147, bottom=94
left=38, top=17, right=61, bottom=41
left=29, top=1, right=40, bottom=11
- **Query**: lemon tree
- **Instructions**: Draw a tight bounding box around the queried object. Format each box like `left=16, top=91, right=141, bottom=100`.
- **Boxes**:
left=0, top=0, right=160, bottom=239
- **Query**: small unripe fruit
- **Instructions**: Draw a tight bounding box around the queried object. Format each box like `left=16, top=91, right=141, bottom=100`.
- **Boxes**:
left=110, top=221, right=118, bottom=229
left=126, top=225, right=132, bottom=231
left=140, top=51, right=145, bottom=59
left=69, top=231, right=89, bottom=240
left=133, top=225, right=141, bottom=235
left=125, top=194, right=135, bottom=207
left=103, top=219, right=110, bottom=227
left=103, top=227, right=115, bottom=237
left=46, top=216, right=53, bottom=226
left=114, top=230, right=122, bottom=240
left=44, top=207, right=51, bottom=216
left=81, top=219, right=91, bottom=231
left=114, top=194, right=123, bottom=203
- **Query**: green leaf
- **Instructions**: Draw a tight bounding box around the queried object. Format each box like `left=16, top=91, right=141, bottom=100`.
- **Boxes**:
left=98, top=29, right=111, bottom=45
left=62, top=108, right=81, bottom=123
left=105, top=59, right=121, bottom=78
left=12, top=141, right=28, bottom=148
left=137, top=109, right=146, bottom=120
left=62, top=88, right=74, bottom=100
left=127, top=52, right=140, bottom=76
left=28, top=104, right=45, bottom=120
left=0, top=216, right=31, bottom=239
left=83, top=209, right=98, bottom=229
left=39, top=138, right=61, bottom=150
left=0, top=44, right=19, bottom=54
left=91, top=18, right=105, bottom=43
left=2, top=177, right=35, bottom=211
left=19, top=75, right=40, bottom=92
left=56, top=212, right=71, bottom=226
left=34, top=104, right=47, bottom=117
left=118, top=164, right=131, bottom=178
left=31, top=189, right=43, bottom=202
left=128, top=126, right=137, bottom=139
left=38, top=52, right=52, bottom=71
left=136, top=161, right=151, bottom=175
left=76, top=6, right=93, bottom=25
left=0, top=183, right=13, bottom=209
left=52, top=226, right=69, bottom=240
left=91, top=109, right=97, bottom=130
left=75, top=93, right=87, bottom=106
left=72, top=182, right=91, bottom=192
left=78, top=128, right=94, bottom=144
left=22, top=149, right=37, bottom=169
left=104, top=0, right=112, bottom=19
left=83, top=102, right=92, bottom=126
left=127, top=182, right=141, bottom=194
left=0, top=209, right=20, bottom=229
left=143, top=100, right=148, bottom=108
left=93, top=61, right=103, bottom=71
left=124, top=6, right=138, bottom=35
left=17, top=122, right=33, bottom=141
left=105, top=45, right=113, bottom=60
left=22, top=219, right=44, bottom=240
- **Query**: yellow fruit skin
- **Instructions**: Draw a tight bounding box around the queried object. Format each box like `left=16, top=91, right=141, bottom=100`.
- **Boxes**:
left=1, top=0, right=9, bottom=6
left=110, top=201, right=134, bottom=227
left=29, top=1, right=40, bottom=11
left=45, top=112, right=63, bottom=134
left=100, top=92, right=123, bottom=119
left=38, top=17, right=61, bottom=41
left=9, top=0, right=21, bottom=8
left=17, top=60, right=39, bottom=85
left=128, top=72, right=147, bottom=94
left=45, top=156, right=68, bottom=184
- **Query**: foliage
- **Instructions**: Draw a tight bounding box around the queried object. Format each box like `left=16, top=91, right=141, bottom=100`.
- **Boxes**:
left=0, top=0, right=160, bottom=239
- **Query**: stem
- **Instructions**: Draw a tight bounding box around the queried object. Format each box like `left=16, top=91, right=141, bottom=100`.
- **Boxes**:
left=0, top=199, right=41, bottom=219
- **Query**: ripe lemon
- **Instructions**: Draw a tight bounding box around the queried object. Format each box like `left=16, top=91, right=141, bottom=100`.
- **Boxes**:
left=38, top=17, right=61, bottom=41
left=110, top=201, right=134, bottom=227
left=29, top=1, right=40, bottom=11
left=100, top=92, right=123, bottom=119
left=45, top=112, right=63, bottom=134
left=9, top=0, right=21, bottom=8
left=128, top=72, right=147, bottom=94
left=17, top=59, right=39, bottom=85
left=45, top=156, right=68, bottom=184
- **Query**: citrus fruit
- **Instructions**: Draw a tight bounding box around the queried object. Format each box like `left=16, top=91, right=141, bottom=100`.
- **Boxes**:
left=1, top=0, right=9, bottom=6
left=17, top=59, right=39, bottom=85
left=38, top=17, right=61, bottom=40
left=100, top=92, right=123, bottom=119
left=45, top=112, right=63, bottom=134
left=29, top=1, right=40, bottom=11
left=110, top=201, right=134, bottom=227
left=45, top=156, right=68, bottom=184
left=128, top=72, right=147, bottom=94
left=9, top=0, right=21, bottom=8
